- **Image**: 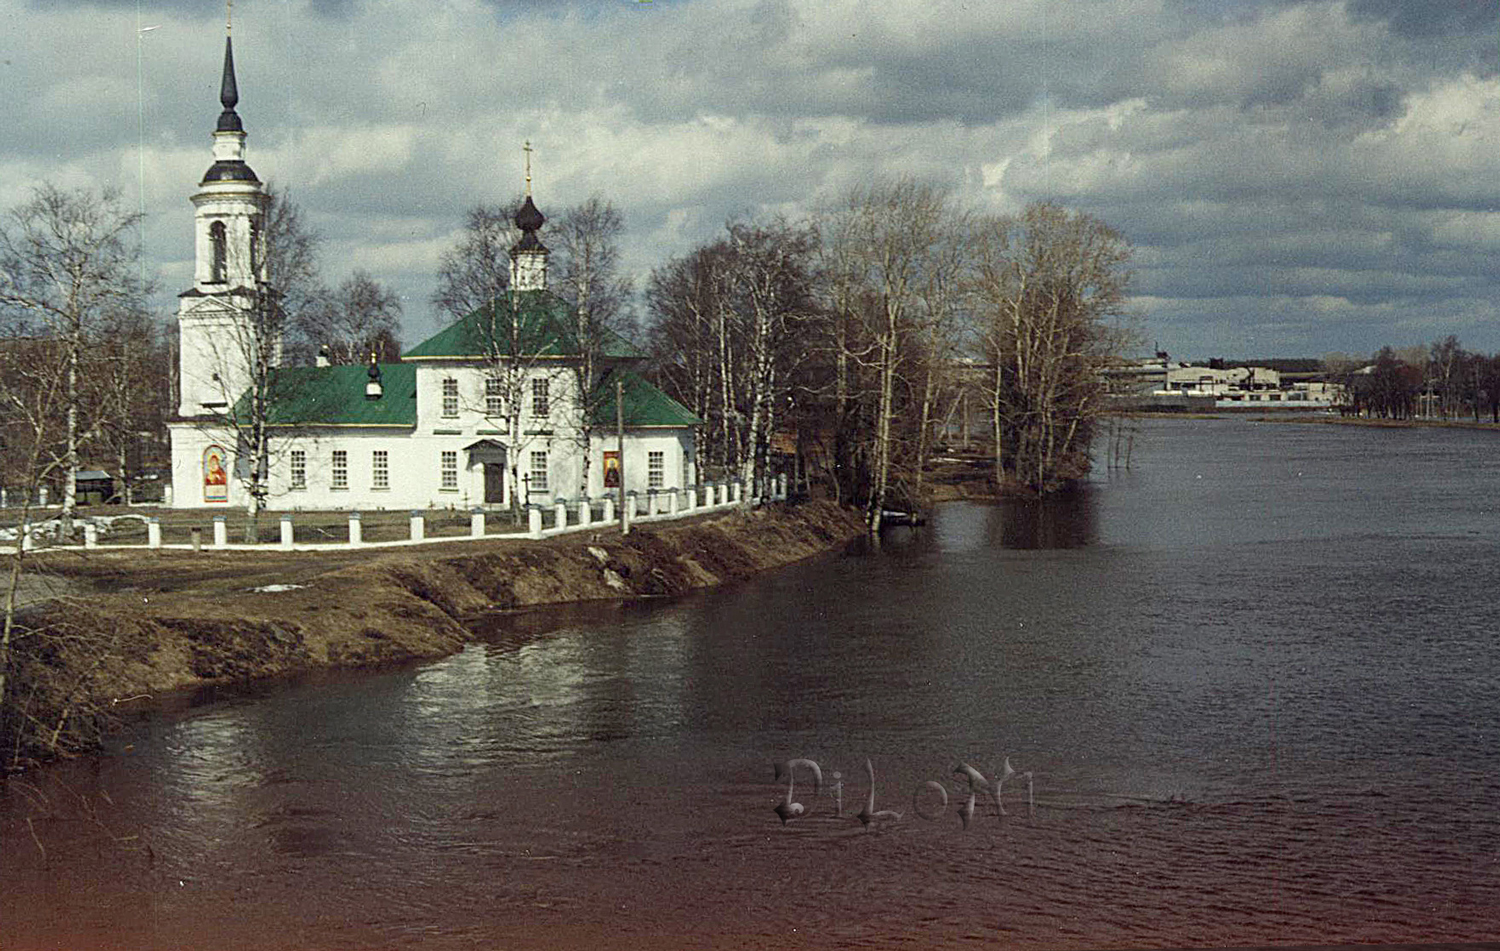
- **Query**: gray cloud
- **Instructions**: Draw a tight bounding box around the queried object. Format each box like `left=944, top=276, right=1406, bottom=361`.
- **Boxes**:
left=10, top=0, right=1500, bottom=358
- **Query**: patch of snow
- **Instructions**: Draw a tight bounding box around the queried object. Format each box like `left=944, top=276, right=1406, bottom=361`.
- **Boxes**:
left=249, top=583, right=308, bottom=593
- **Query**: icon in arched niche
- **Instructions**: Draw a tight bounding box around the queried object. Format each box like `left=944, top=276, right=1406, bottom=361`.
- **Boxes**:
left=203, top=445, right=229, bottom=503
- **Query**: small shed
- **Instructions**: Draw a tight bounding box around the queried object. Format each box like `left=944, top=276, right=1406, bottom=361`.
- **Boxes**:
left=75, top=470, right=115, bottom=505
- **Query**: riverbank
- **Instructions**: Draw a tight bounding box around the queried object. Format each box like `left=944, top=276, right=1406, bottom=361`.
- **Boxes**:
left=2, top=500, right=865, bottom=769
left=1250, top=413, right=1500, bottom=432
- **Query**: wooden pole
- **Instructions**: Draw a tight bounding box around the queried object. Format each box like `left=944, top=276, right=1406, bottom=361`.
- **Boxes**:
left=617, top=378, right=628, bottom=535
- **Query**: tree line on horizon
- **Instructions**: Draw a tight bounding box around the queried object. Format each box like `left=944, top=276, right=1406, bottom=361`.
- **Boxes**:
left=1323, top=336, right=1500, bottom=422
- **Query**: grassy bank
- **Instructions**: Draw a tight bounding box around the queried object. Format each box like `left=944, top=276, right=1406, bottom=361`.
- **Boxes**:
left=2, top=500, right=865, bottom=770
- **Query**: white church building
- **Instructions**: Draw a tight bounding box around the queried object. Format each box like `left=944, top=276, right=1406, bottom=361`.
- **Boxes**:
left=168, top=33, right=699, bottom=512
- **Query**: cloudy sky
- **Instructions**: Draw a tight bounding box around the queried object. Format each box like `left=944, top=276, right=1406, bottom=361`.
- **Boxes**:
left=6, top=0, right=1500, bottom=359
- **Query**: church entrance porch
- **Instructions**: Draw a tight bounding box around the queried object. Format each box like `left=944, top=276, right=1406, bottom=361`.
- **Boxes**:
left=464, top=439, right=509, bottom=509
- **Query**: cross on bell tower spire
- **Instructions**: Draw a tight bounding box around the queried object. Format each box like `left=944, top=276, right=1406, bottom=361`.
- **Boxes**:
left=523, top=140, right=533, bottom=197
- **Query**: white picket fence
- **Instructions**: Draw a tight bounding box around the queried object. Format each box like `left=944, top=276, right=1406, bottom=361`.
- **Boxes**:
left=1, top=476, right=790, bottom=555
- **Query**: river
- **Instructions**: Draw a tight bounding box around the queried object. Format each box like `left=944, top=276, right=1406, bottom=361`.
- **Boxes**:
left=3, top=417, right=1500, bottom=949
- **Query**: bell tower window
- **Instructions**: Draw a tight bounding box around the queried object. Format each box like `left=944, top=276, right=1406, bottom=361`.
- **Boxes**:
left=209, top=221, right=227, bottom=284
left=249, top=216, right=261, bottom=278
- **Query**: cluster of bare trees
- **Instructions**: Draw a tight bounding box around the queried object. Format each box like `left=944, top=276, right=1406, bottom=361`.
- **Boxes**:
left=1326, top=335, right=1500, bottom=422
left=646, top=178, right=1135, bottom=531
left=0, top=184, right=165, bottom=768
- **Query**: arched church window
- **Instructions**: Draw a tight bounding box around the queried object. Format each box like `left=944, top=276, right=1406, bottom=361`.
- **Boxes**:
left=210, top=221, right=227, bottom=283
left=249, top=216, right=261, bottom=278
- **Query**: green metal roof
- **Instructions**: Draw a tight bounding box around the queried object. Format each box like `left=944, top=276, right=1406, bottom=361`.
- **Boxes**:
left=233, top=363, right=417, bottom=427
left=589, top=367, right=703, bottom=428
left=403, top=290, right=644, bottom=360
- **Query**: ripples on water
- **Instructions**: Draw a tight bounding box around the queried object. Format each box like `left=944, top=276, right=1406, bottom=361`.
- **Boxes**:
left=4, top=418, right=1500, bottom=949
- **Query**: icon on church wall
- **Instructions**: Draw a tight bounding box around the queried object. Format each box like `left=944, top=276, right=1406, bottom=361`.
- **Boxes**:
left=203, top=445, right=229, bottom=503
left=603, top=451, right=621, bottom=488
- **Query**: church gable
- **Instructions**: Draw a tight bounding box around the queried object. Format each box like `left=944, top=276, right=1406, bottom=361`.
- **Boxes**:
left=402, top=292, right=645, bottom=361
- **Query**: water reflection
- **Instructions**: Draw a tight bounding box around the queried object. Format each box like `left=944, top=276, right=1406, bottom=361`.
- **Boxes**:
left=997, top=488, right=1099, bottom=549
left=8, top=418, right=1500, bottom=949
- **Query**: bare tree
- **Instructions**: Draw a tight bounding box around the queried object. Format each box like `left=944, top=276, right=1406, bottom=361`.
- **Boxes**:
left=821, top=178, right=953, bottom=531
left=0, top=184, right=144, bottom=534
left=552, top=196, right=632, bottom=496
left=724, top=219, right=816, bottom=491
left=433, top=202, right=521, bottom=321
left=90, top=307, right=169, bottom=503
left=973, top=202, right=1132, bottom=492
left=295, top=269, right=402, bottom=365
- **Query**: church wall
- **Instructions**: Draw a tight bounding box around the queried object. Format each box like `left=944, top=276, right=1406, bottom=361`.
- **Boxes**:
left=584, top=429, right=697, bottom=500
left=170, top=421, right=698, bottom=512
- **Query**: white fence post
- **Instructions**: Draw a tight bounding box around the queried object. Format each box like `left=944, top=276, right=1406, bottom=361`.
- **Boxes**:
left=83, top=521, right=98, bottom=549
left=470, top=507, right=485, bottom=538
left=409, top=511, right=425, bottom=542
left=163, top=484, right=174, bottom=507
left=212, top=514, right=228, bottom=548
left=38, top=486, right=47, bottom=507
left=668, top=489, right=679, bottom=516
left=528, top=504, right=543, bottom=539
left=348, top=511, right=363, bottom=546
left=602, top=496, right=615, bottom=523
left=626, top=491, right=639, bottom=520
left=578, top=497, right=592, bottom=528
left=732, top=481, right=742, bottom=504
left=147, top=517, right=161, bottom=549
left=553, top=498, right=568, bottom=532
left=280, top=515, right=294, bottom=550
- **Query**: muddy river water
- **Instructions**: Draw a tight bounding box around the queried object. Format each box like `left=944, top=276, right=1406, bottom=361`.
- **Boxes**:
left=3, top=417, right=1500, bottom=949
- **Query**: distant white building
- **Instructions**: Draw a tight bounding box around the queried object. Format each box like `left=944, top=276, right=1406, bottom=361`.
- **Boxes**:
left=1153, top=364, right=1342, bottom=408
left=168, top=33, right=699, bottom=511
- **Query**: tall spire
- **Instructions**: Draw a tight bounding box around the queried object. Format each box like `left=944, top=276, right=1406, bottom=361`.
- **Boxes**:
left=217, top=34, right=242, bottom=132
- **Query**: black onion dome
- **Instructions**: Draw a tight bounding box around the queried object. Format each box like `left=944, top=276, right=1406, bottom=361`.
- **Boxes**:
left=202, top=160, right=260, bottom=183
left=217, top=36, right=243, bottom=132
left=514, top=196, right=546, bottom=252
left=515, top=195, right=544, bottom=232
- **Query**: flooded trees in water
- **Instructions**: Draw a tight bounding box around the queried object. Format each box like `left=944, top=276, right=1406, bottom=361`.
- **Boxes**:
left=644, top=183, right=1135, bottom=521
left=972, top=204, right=1134, bottom=494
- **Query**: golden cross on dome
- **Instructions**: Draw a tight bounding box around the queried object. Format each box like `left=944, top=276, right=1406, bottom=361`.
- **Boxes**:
left=523, top=140, right=533, bottom=197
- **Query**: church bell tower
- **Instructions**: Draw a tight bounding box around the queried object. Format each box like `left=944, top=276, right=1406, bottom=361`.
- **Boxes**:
left=176, top=17, right=270, bottom=418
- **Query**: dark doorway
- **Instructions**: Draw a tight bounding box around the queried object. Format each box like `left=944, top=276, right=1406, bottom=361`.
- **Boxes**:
left=484, top=463, right=505, bottom=504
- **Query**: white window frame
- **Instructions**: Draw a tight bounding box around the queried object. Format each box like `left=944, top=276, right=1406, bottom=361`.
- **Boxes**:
left=290, top=449, right=306, bottom=490
left=485, top=377, right=505, bottom=418
left=531, top=377, right=549, bottom=418
left=332, top=450, right=348, bottom=491
left=372, top=450, right=389, bottom=490
left=442, top=378, right=459, bottom=418
left=648, top=450, right=664, bottom=489
left=440, top=450, right=458, bottom=491
left=529, top=450, right=548, bottom=493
